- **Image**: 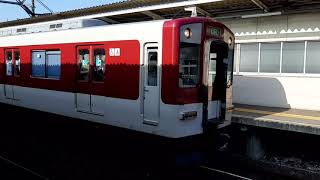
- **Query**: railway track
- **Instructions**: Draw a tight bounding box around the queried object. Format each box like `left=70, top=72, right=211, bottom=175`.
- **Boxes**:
left=200, top=166, right=253, bottom=180
left=0, top=153, right=255, bottom=180
left=0, top=154, right=49, bottom=180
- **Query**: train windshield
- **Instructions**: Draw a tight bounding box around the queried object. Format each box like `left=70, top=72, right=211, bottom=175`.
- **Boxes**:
left=179, top=23, right=202, bottom=88
left=179, top=42, right=201, bottom=88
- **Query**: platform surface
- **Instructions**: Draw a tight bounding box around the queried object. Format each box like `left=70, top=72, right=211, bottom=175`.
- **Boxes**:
left=232, top=104, right=320, bottom=135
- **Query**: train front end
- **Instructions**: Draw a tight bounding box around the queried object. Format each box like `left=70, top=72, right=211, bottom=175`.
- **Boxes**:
left=162, top=17, right=235, bottom=137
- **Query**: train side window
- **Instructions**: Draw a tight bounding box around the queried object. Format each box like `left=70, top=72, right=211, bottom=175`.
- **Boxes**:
left=32, top=51, right=46, bottom=77
left=5, top=51, right=13, bottom=76
left=93, top=48, right=106, bottom=82
left=32, top=50, right=61, bottom=79
left=14, top=51, right=21, bottom=77
left=78, top=49, right=90, bottom=81
left=46, top=51, right=61, bottom=79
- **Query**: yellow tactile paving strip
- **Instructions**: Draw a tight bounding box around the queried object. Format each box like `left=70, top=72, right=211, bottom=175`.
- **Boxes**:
left=234, top=108, right=320, bottom=121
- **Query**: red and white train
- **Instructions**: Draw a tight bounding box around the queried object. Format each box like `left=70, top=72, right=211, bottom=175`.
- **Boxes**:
left=0, top=17, right=234, bottom=138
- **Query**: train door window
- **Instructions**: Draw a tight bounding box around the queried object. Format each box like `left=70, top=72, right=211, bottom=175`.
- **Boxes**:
left=78, top=49, right=90, bottom=81
left=147, top=50, right=158, bottom=86
left=5, top=51, right=13, bottom=76
left=14, top=51, right=20, bottom=77
left=93, top=48, right=105, bottom=82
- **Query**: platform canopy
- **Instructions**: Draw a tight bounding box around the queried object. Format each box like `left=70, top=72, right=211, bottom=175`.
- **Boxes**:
left=1, top=0, right=320, bottom=28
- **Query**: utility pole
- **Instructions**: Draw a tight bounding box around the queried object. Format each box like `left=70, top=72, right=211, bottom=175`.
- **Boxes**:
left=32, top=0, right=35, bottom=17
left=0, top=0, right=53, bottom=18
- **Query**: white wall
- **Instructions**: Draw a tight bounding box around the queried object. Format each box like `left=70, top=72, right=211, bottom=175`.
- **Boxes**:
left=233, top=75, right=320, bottom=111
left=220, top=13, right=320, bottom=111
left=221, top=12, right=320, bottom=41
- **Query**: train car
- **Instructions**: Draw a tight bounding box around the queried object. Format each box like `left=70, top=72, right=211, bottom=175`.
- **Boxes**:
left=0, top=17, right=234, bottom=139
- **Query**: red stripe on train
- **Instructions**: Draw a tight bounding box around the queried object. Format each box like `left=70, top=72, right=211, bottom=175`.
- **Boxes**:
left=0, top=40, right=140, bottom=100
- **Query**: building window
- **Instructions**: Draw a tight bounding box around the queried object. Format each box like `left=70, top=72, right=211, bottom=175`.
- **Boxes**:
left=240, top=43, right=259, bottom=72
left=306, top=41, right=320, bottom=74
left=282, top=42, right=305, bottom=73
left=93, top=48, right=106, bottom=82
left=260, top=43, right=281, bottom=73
left=32, top=50, right=61, bottom=79
left=5, top=50, right=20, bottom=77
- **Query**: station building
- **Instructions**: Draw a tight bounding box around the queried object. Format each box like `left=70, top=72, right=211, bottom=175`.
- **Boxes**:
left=222, top=12, right=320, bottom=111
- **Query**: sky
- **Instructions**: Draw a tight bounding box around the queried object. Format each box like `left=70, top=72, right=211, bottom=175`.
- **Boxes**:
left=0, top=0, right=123, bottom=22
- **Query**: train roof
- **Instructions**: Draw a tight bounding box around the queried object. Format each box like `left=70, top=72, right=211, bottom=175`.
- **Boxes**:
left=0, top=19, right=167, bottom=47
left=1, top=0, right=320, bottom=30
left=0, top=17, right=233, bottom=48
left=0, top=18, right=169, bottom=37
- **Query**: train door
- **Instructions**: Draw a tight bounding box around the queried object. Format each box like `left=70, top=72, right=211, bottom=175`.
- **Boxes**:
left=75, top=45, right=106, bottom=115
left=4, top=49, right=20, bottom=100
left=142, top=44, right=160, bottom=126
left=203, top=40, right=231, bottom=127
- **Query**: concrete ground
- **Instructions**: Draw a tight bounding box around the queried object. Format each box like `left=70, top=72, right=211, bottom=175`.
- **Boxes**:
left=232, top=103, right=320, bottom=135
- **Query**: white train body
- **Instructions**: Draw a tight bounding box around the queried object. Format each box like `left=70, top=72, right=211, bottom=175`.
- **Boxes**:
left=0, top=17, right=234, bottom=138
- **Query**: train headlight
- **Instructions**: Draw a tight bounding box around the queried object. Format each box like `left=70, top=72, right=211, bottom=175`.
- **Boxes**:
left=184, top=28, right=192, bottom=39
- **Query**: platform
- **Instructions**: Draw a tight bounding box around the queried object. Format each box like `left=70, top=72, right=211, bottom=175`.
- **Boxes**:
left=232, top=104, right=320, bottom=135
